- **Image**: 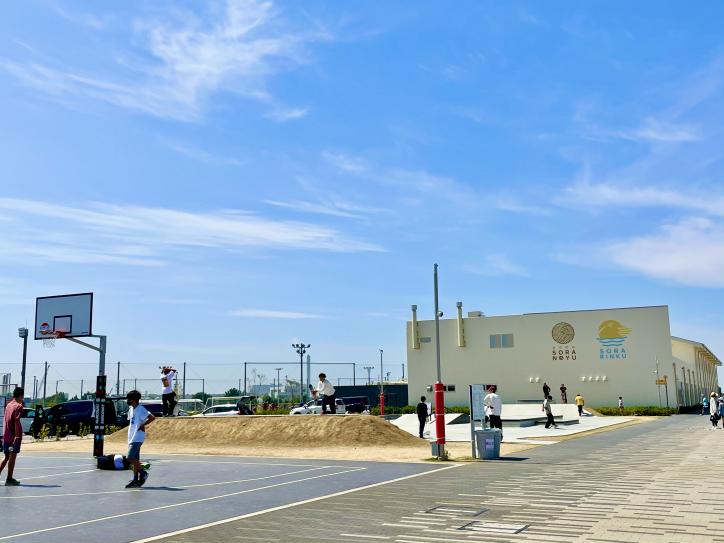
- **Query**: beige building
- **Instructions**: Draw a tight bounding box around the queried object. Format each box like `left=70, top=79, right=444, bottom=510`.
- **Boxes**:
left=407, top=304, right=720, bottom=408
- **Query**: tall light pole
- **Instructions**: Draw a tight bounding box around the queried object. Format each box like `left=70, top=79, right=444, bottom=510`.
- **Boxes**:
left=18, top=328, right=28, bottom=390
left=379, top=349, right=385, bottom=416
left=433, top=263, right=446, bottom=457
left=363, top=366, right=374, bottom=385
left=275, top=367, right=283, bottom=399
left=292, top=343, right=310, bottom=402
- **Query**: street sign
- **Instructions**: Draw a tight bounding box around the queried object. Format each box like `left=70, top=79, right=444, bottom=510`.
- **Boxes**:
left=655, top=378, right=667, bottom=385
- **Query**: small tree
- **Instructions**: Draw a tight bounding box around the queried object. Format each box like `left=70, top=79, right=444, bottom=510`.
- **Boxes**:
left=224, top=388, right=241, bottom=397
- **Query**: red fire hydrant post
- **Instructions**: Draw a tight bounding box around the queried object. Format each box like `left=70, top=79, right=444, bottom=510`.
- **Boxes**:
left=434, top=382, right=446, bottom=445
left=379, top=393, right=385, bottom=417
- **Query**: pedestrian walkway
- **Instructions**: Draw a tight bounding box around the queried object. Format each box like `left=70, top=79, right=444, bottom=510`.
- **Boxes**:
left=145, top=416, right=724, bottom=543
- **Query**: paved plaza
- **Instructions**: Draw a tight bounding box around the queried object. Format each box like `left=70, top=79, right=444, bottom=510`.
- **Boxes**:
left=150, top=415, right=723, bottom=543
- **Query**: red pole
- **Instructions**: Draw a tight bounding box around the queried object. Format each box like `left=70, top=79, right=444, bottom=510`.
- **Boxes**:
left=434, top=382, right=445, bottom=444
left=379, top=393, right=385, bottom=416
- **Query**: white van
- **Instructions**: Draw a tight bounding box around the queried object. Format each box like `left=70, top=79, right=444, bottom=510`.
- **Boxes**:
left=290, top=398, right=345, bottom=415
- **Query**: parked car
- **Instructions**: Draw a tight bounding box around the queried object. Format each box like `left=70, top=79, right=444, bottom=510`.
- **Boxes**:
left=192, top=404, right=240, bottom=417
left=38, top=399, right=117, bottom=437
left=290, top=398, right=346, bottom=415
left=21, top=408, right=36, bottom=434
left=340, top=396, right=369, bottom=414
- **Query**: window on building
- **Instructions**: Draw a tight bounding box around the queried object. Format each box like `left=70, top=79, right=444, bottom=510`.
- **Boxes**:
left=490, top=333, right=514, bottom=349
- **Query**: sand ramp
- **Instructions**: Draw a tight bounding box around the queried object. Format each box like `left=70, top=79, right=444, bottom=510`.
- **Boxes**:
left=107, top=415, right=424, bottom=448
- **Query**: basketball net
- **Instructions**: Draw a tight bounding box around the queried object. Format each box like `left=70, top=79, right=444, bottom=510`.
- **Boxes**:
left=40, top=330, right=65, bottom=349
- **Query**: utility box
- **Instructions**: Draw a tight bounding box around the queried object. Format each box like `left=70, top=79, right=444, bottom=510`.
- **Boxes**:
left=474, top=429, right=501, bottom=460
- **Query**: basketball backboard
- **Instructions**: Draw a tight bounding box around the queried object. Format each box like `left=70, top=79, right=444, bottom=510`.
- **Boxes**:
left=34, top=293, right=93, bottom=340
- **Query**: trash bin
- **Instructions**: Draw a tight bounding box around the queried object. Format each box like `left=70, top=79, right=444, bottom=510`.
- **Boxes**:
left=474, top=429, right=501, bottom=459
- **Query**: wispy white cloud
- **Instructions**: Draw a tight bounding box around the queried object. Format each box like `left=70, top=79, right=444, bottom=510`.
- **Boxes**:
left=264, top=198, right=385, bottom=219
left=264, top=107, right=309, bottom=122
left=604, top=218, right=724, bottom=287
left=2, top=0, right=328, bottom=121
left=462, top=255, right=529, bottom=278
left=161, top=140, right=244, bottom=166
left=0, top=198, right=383, bottom=267
left=48, top=2, right=110, bottom=30
left=230, top=308, right=329, bottom=319
left=559, top=177, right=724, bottom=217
left=321, top=151, right=368, bottom=174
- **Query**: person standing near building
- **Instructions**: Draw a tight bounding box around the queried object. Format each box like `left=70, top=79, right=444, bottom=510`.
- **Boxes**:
left=542, top=382, right=551, bottom=399
left=702, top=395, right=709, bottom=416
left=618, top=396, right=624, bottom=411
left=575, top=393, right=585, bottom=416
left=483, top=385, right=503, bottom=436
left=416, top=396, right=428, bottom=439
left=560, top=384, right=567, bottom=404
left=160, top=366, right=177, bottom=417
left=316, top=373, right=336, bottom=415
left=710, top=392, right=720, bottom=429
left=0, top=387, right=24, bottom=486
left=543, top=395, right=558, bottom=429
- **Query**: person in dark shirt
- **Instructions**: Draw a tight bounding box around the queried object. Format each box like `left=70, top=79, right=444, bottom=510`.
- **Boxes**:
left=416, top=396, right=429, bottom=439
left=542, top=382, right=551, bottom=399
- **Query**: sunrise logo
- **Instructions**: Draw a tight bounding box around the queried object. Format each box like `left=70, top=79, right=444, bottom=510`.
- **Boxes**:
left=597, top=320, right=632, bottom=348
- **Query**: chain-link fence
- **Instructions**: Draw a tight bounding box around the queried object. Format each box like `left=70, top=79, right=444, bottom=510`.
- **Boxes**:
left=0, top=361, right=407, bottom=404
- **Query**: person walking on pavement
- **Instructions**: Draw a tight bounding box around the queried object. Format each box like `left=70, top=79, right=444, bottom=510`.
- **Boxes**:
left=316, top=373, right=336, bottom=415
left=543, top=395, right=558, bottom=429
left=416, top=396, right=429, bottom=438
left=0, top=387, right=24, bottom=486
left=710, top=392, right=720, bottom=429
left=483, top=385, right=503, bottom=437
left=542, top=382, right=551, bottom=399
left=575, top=393, right=585, bottom=416
left=560, top=384, right=567, bottom=404
left=618, top=396, right=624, bottom=411
left=702, top=395, right=709, bottom=416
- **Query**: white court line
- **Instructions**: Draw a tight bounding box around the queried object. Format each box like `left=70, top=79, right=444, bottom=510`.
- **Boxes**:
left=0, top=467, right=366, bottom=541
left=132, top=464, right=463, bottom=543
left=24, top=454, right=350, bottom=469
left=22, top=470, right=96, bottom=480
left=0, top=465, right=340, bottom=500
left=340, top=535, right=391, bottom=539
left=15, top=464, right=91, bottom=470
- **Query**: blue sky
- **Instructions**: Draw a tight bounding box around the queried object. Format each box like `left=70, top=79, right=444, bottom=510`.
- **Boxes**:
left=1, top=1, right=723, bottom=395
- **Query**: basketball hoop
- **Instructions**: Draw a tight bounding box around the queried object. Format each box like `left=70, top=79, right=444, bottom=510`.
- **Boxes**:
left=40, top=328, right=66, bottom=349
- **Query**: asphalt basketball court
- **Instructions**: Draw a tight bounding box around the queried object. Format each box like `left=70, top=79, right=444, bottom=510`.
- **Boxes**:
left=0, top=451, right=454, bottom=543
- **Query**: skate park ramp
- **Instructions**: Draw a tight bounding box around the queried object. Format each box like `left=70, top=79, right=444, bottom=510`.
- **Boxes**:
left=106, top=415, right=425, bottom=448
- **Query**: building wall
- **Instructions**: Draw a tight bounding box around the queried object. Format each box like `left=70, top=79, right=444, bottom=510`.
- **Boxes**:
left=407, top=305, right=700, bottom=407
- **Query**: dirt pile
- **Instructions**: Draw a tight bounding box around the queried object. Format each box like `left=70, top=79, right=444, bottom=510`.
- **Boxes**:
left=106, top=415, right=424, bottom=448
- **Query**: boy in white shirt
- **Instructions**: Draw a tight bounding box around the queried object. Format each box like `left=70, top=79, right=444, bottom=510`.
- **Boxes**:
left=125, top=390, right=155, bottom=488
left=483, top=385, right=503, bottom=436
left=316, top=373, right=336, bottom=415
left=160, top=366, right=177, bottom=417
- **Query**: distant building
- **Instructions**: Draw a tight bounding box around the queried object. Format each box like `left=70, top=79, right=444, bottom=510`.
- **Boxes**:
left=407, top=304, right=719, bottom=407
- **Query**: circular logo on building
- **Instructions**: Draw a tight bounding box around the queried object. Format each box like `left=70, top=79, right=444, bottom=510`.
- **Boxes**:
left=552, top=322, right=575, bottom=344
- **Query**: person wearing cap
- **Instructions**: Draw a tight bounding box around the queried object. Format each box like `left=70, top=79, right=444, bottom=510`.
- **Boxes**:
left=316, top=373, right=336, bottom=415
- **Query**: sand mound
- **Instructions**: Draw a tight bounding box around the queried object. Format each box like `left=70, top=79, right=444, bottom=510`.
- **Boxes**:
left=107, top=415, right=424, bottom=448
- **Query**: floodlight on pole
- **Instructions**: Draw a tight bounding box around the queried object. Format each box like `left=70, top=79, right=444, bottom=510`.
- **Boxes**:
left=292, top=343, right=310, bottom=401
left=275, top=367, right=283, bottom=399
left=363, top=366, right=374, bottom=385
left=433, top=263, right=446, bottom=457
left=18, top=327, right=28, bottom=390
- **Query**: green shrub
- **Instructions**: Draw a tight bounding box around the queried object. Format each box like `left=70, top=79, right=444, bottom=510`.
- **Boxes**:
left=595, top=406, right=677, bottom=416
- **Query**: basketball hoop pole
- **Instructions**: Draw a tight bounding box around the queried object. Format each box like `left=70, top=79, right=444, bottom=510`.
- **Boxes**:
left=64, top=335, right=107, bottom=376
